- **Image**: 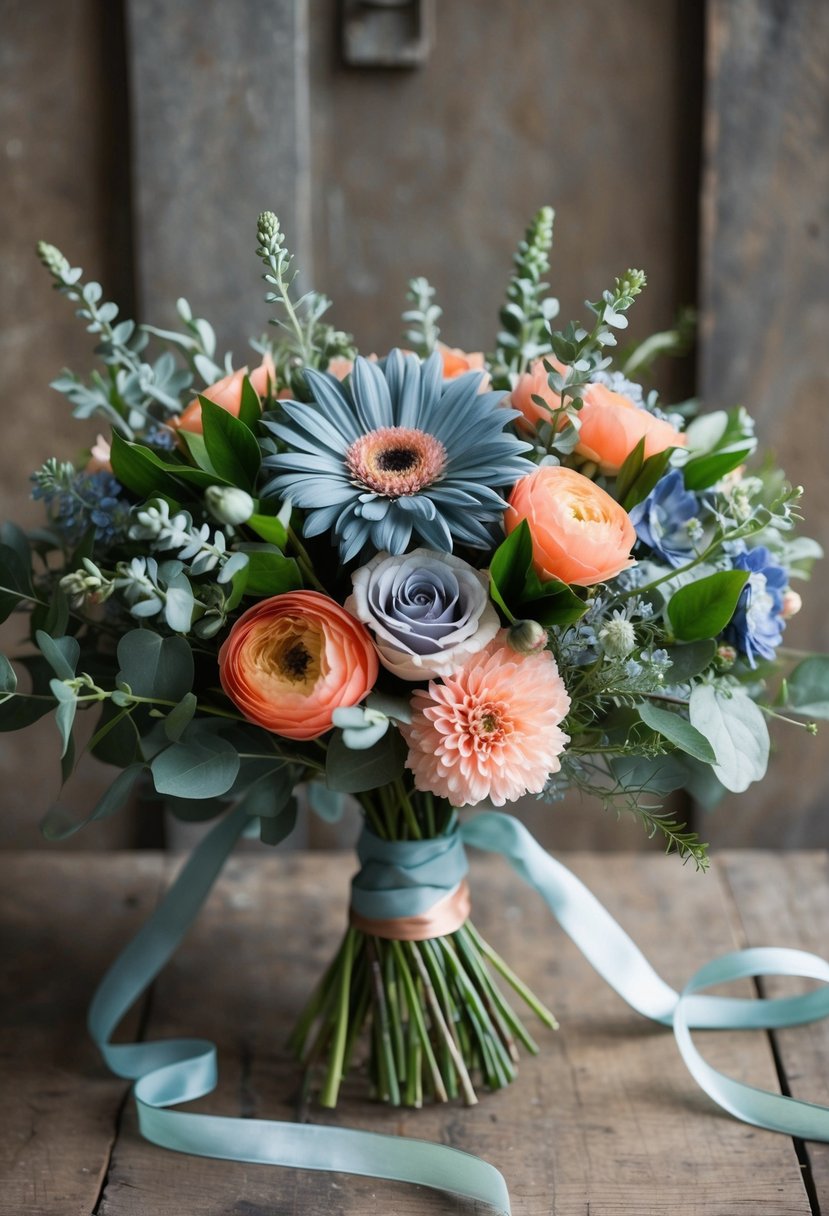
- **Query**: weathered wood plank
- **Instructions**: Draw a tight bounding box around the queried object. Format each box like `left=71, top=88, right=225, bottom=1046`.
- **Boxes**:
left=126, top=0, right=313, bottom=361
left=699, top=0, right=829, bottom=847
left=721, top=850, right=829, bottom=1210
left=92, top=850, right=811, bottom=1214
left=0, top=1, right=141, bottom=848
left=0, top=854, right=164, bottom=1215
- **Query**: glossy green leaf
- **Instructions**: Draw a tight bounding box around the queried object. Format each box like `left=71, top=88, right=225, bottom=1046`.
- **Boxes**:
left=247, top=513, right=289, bottom=548
left=621, top=446, right=675, bottom=510
left=238, top=374, right=263, bottom=430
left=614, top=437, right=646, bottom=504
left=239, top=545, right=301, bottom=597
left=667, top=570, right=748, bottom=642
left=489, top=519, right=586, bottom=627
left=199, top=396, right=262, bottom=490
left=663, top=639, right=717, bottom=683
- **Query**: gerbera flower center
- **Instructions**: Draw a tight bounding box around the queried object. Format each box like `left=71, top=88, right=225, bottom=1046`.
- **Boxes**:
left=346, top=426, right=447, bottom=498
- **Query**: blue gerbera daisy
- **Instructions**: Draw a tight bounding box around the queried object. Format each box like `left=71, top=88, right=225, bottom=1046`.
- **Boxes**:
left=261, top=349, right=533, bottom=561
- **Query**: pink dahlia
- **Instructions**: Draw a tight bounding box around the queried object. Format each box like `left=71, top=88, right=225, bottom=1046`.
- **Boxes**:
left=401, top=634, right=571, bottom=807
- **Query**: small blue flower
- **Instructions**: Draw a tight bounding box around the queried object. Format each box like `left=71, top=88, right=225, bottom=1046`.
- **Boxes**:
left=629, top=470, right=700, bottom=568
left=32, top=470, right=131, bottom=546
left=725, top=546, right=787, bottom=667
left=261, top=350, right=533, bottom=562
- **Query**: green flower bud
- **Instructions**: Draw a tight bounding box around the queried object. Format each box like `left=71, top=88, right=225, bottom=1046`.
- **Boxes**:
left=205, top=485, right=255, bottom=527
left=507, top=619, right=548, bottom=655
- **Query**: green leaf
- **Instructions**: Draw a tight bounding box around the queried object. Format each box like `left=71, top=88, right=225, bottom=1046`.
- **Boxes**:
left=1, top=522, right=30, bottom=571
left=90, top=701, right=142, bottom=766
left=621, top=447, right=675, bottom=510
left=111, top=431, right=226, bottom=496
left=326, top=727, right=406, bottom=793
left=151, top=733, right=240, bottom=799
left=614, top=436, right=646, bottom=504
left=238, top=374, right=263, bottom=430
left=683, top=407, right=757, bottom=491
left=0, top=542, right=34, bottom=623
left=683, top=447, right=755, bottom=492
left=519, top=569, right=587, bottom=627
left=239, top=544, right=301, bottom=597
left=785, top=656, right=829, bottom=719
left=259, top=800, right=297, bottom=846
left=247, top=512, right=289, bottom=548
left=199, top=396, right=262, bottom=491
left=117, top=630, right=194, bottom=702
left=33, top=587, right=70, bottom=639
left=489, top=522, right=533, bottom=620
left=41, top=763, right=145, bottom=841
left=637, top=701, right=716, bottom=763
left=0, top=694, right=53, bottom=732
left=308, top=782, right=348, bottom=822
left=663, top=639, right=717, bottom=683
left=688, top=684, right=769, bottom=792
left=36, top=630, right=79, bottom=680
left=164, top=692, right=198, bottom=741
left=667, top=570, right=748, bottom=642
left=0, top=655, right=17, bottom=694
left=610, top=753, right=688, bottom=795
left=179, top=429, right=220, bottom=475
left=49, top=679, right=77, bottom=758
left=165, top=796, right=229, bottom=823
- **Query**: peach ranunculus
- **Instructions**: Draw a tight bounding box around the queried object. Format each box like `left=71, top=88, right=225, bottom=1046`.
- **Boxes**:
left=508, top=356, right=569, bottom=430
left=218, top=591, right=379, bottom=740
left=575, top=382, right=686, bottom=474
left=509, top=359, right=685, bottom=474
left=505, top=465, right=636, bottom=587
left=174, top=352, right=276, bottom=434
left=437, top=343, right=488, bottom=382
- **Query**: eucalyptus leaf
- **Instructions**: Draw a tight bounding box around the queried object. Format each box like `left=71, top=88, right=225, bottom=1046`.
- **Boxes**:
left=49, top=678, right=77, bottom=758
left=668, top=570, right=748, bottom=642
left=637, top=701, right=716, bottom=763
left=41, top=763, right=145, bottom=841
left=326, top=727, right=406, bottom=793
left=688, top=684, right=769, bottom=792
left=36, top=630, right=80, bottom=680
left=308, top=782, right=348, bottom=823
left=785, top=656, right=829, bottom=719
left=0, top=655, right=17, bottom=694
left=163, top=692, right=198, bottom=742
left=151, top=734, right=240, bottom=799
left=117, top=630, right=194, bottom=702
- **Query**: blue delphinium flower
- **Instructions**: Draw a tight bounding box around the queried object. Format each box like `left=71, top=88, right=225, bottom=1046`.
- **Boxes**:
left=629, top=470, right=700, bottom=568
left=32, top=469, right=131, bottom=546
left=261, top=349, right=533, bottom=561
left=725, top=546, right=787, bottom=668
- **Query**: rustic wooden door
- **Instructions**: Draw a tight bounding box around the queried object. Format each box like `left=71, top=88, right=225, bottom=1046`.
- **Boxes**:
left=0, top=0, right=826, bottom=850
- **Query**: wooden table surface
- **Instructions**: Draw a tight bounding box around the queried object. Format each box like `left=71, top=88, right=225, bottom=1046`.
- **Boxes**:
left=2, top=848, right=827, bottom=1215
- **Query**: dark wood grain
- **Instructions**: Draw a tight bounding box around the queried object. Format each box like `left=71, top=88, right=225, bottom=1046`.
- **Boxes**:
left=0, top=853, right=164, bottom=1215
left=15, top=849, right=803, bottom=1216
left=698, top=0, right=829, bottom=847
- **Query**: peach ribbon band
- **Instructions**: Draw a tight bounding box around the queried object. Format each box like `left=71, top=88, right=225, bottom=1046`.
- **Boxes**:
left=350, top=876, right=471, bottom=940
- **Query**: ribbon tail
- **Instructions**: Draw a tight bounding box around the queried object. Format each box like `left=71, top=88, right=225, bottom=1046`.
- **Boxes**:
left=87, top=805, right=513, bottom=1215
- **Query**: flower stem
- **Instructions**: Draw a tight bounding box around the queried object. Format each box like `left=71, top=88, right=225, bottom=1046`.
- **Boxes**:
left=466, top=921, right=559, bottom=1030
left=320, top=927, right=356, bottom=1108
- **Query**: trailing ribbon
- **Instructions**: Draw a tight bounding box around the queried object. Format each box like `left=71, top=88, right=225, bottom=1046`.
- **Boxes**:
left=89, top=810, right=829, bottom=1214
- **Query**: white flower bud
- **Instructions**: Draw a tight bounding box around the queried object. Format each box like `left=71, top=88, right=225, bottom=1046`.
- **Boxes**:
left=598, top=615, right=636, bottom=658
left=205, top=485, right=255, bottom=527
left=507, top=619, right=548, bottom=654
left=782, top=589, right=802, bottom=620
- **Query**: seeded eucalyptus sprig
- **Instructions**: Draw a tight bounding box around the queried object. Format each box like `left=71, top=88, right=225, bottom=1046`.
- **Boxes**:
left=402, top=277, right=442, bottom=357
left=255, top=211, right=354, bottom=389
left=36, top=241, right=190, bottom=437
left=491, top=205, right=559, bottom=384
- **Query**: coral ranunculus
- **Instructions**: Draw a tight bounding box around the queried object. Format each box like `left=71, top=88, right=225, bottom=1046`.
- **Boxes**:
left=505, top=465, right=636, bottom=587
left=401, top=633, right=571, bottom=807
left=576, top=382, right=686, bottom=474
left=218, top=591, right=379, bottom=740
left=174, top=352, right=276, bottom=434
left=508, top=356, right=569, bottom=430
left=437, top=343, right=488, bottom=382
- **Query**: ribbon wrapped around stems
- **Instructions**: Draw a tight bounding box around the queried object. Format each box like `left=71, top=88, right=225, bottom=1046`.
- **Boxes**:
left=89, top=810, right=829, bottom=1214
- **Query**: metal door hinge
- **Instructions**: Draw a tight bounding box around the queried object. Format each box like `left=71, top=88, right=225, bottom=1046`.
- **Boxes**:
left=342, top=0, right=435, bottom=69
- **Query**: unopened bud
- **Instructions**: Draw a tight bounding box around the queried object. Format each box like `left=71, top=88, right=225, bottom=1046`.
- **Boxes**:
left=782, top=589, right=802, bottom=620
left=507, top=619, right=548, bottom=654
left=716, top=644, right=737, bottom=668
left=598, top=616, right=636, bottom=658
left=205, top=485, right=255, bottom=527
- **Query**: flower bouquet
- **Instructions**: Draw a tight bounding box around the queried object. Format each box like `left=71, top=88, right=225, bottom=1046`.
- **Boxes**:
left=3, top=207, right=827, bottom=1113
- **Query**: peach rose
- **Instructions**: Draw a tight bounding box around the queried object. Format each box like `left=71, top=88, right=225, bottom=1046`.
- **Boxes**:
left=505, top=465, right=636, bottom=586
left=174, top=352, right=276, bottom=434
left=575, top=383, right=685, bottom=474
left=508, top=356, right=569, bottom=430
left=218, top=591, right=379, bottom=741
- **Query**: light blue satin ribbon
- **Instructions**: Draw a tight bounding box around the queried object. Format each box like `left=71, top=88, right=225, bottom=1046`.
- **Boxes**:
left=89, top=808, right=829, bottom=1214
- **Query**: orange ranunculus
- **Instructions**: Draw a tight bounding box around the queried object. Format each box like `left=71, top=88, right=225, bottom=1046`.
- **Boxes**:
left=174, top=352, right=276, bottom=434
left=505, top=465, right=636, bottom=587
left=437, top=343, right=488, bottom=381
left=575, top=383, right=685, bottom=474
left=508, top=356, right=569, bottom=430
left=218, top=591, right=379, bottom=741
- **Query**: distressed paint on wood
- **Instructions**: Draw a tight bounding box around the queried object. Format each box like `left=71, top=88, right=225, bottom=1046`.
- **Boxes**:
left=698, top=0, right=829, bottom=847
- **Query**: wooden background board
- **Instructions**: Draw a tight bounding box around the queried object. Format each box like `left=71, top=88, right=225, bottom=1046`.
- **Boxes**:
left=1, top=849, right=824, bottom=1214
left=0, top=0, right=827, bottom=850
